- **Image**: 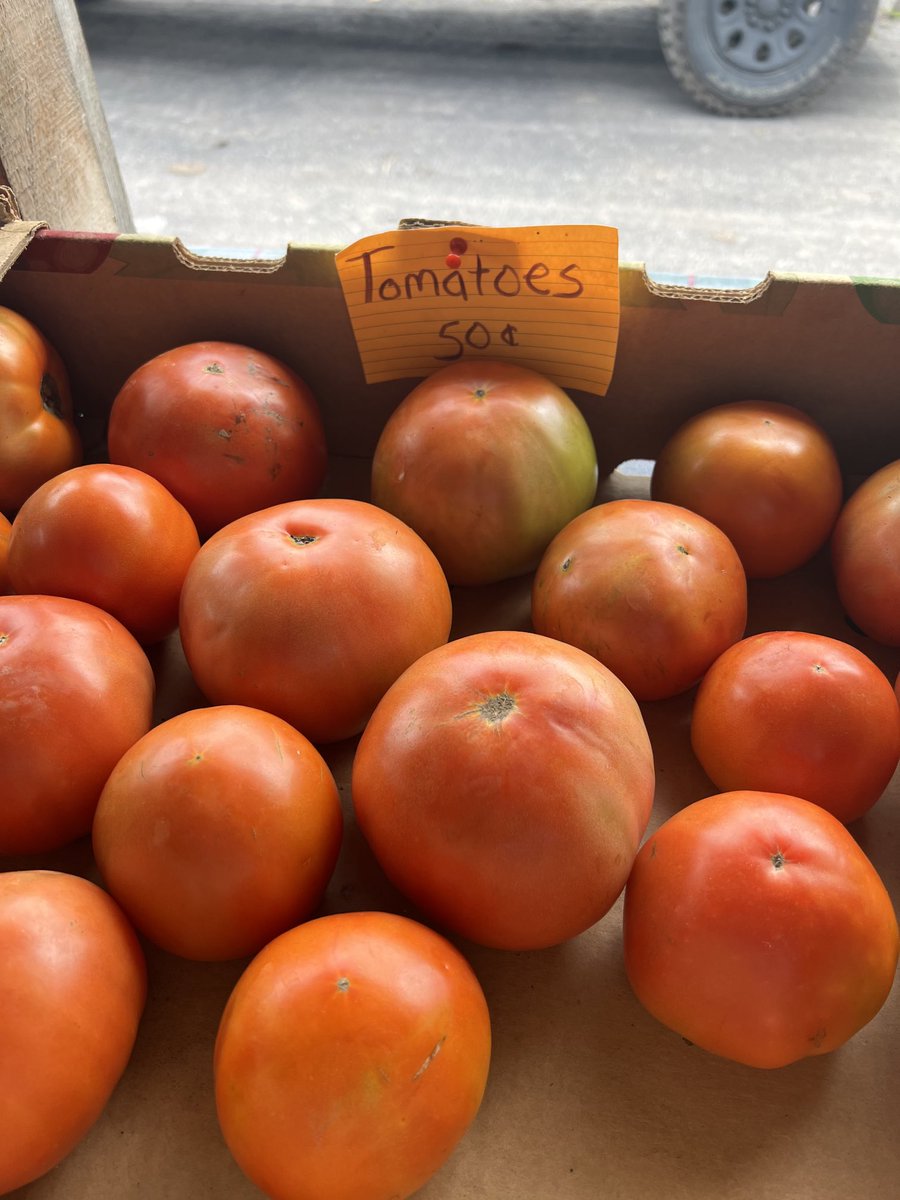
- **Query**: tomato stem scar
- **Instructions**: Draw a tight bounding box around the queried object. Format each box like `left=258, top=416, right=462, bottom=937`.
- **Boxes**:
left=289, top=534, right=318, bottom=545
left=476, top=692, right=516, bottom=724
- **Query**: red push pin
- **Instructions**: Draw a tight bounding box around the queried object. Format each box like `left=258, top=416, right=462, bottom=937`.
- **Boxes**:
left=445, top=236, right=468, bottom=269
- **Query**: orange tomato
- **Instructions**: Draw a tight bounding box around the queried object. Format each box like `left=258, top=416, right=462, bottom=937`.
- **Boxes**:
left=371, top=359, right=598, bottom=585
left=532, top=498, right=747, bottom=701
left=0, top=870, right=146, bottom=1192
left=93, top=705, right=343, bottom=961
left=352, top=630, right=655, bottom=949
left=0, top=305, right=82, bottom=515
left=107, top=341, right=328, bottom=537
left=691, top=631, right=900, bottom=824
left=0, top=594, right=155, bottom=854
left=178, top=498, right=452, bottom=744
left=7, top=463, right=200, bottom=644
left=0, top=512, right=10, bottom=593
left=624, top=791, right=899, bottom=1069
left=651, top=400, right=842, bottom=578
left=215, top=910, right=492, bottom=1200
left=831, top=458, right=900, bottom=645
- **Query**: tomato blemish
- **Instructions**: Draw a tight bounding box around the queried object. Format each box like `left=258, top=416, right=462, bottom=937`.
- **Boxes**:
left=413, top=1035, right=446, bottom=1080
left=336, top=977, right=350, bottom=992
left=40, top=373, right=64, bottom=418
left=204, top=362, right=225, bottom=375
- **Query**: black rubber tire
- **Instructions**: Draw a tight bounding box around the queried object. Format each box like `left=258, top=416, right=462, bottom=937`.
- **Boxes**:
left=658, top=0, right=881, bottom=117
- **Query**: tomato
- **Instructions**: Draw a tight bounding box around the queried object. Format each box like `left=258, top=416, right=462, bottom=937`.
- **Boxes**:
left=214, top=910, right=491, bottom=1200
left=0, top=595, right=155, bottom=854
left=0, top=870, right=147, bottom=1192
left=0, top=512, right=11, bottom=594
left=107, top=341, right=328, bottom=537
left=7, top=463, right=200, bottom=644
left=691, top=631, right=900, bottom=824
left=623, top=791, right=899, bottom=1069
left=650, top=400, right=843, bottom=578
left=0, top=305, right=82, bottom=516
left=92, top=705, right=343, bottom=961
left=352, top=630, right=655, bottom=950
left=178, top=498, right=452, bottom=745
left=371, top=359, right=598, bottom=586
left=831, top=459, right=900, bottom=645
left=532, top=498, right=747, bottom=701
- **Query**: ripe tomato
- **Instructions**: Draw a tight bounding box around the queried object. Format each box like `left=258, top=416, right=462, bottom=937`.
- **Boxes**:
left=352, top=630, right=655, bottom=950
left=371, top=359, right=598, bottom=586
left=691, top=631, right=900, bottom=824
left=0, top=870, right=147, bottom=1192
left=7, top=463, right=200, bottom=644
left=532, top=498, right=747, bottom=701
left=178, top=498, right=452, bottom=744
left=831, top=459, right=900, bottom=645
left=650, top=400, right=843, bottom=578
left=214, top=910, right=491, bottom=1200
left=0, top=305, right=82, bottom=515
left=107, top=341, right=328, bottom=537
left=0, top=595, right=155, bottom=854
left=623, top=791, right=899, bottom=1069
left=0, top=511, right=10, bottom=593
left=93, top=705, right=343, bottom=961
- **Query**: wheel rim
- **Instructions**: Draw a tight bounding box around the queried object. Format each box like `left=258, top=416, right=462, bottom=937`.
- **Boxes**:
left=708, top=0, right=839, bottom=75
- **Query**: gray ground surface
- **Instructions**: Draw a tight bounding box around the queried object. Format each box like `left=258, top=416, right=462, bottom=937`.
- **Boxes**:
left=78, top=0, right=900, bottom=283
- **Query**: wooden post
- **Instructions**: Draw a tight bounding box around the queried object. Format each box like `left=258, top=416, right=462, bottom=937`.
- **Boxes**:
left=0, top=0, right=133, bottom=232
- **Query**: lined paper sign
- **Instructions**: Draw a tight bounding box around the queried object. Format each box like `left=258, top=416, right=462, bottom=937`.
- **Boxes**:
left=335, top=224, right=620, bottom=395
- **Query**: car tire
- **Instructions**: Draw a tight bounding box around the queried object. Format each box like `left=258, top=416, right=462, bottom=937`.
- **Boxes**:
left=657, top=0, right=881, bottom=117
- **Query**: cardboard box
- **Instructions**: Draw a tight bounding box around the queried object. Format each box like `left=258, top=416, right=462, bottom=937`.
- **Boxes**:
left=2, top=228, right=900, bottom=1200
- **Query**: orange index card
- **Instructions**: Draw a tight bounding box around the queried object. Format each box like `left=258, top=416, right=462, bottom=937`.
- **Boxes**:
left=335, top=224, right=620, bottom=395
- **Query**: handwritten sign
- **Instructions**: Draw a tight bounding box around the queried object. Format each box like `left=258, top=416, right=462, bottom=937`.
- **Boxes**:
left=335, top=224, right=620, bottom=395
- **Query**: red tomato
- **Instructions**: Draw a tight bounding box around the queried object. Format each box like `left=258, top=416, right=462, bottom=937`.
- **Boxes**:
left=93, top=705, right=343, bottom=961
left=214, top=910, right=491, bottom=1200
left=352, top=630, right=655, bottom=950
left=0, top=870, right=147, bottom=1192
left=532, top=498, right=747, bottom=701
left=371, top=359, right=598, bottom=586
left=650, top=400, right=843, bottom=578
left=0, top=511, right=10, bottom=593
left=107, top=341, right=328, bottom=537
left=7, top=463, right=200, bottom=644
left=178, top=498, right=453, bottom=744
left=623, top=791, right=899, bottom=1069
left=691, top=631, right=900, bottom=824
left=0, top=306, right=82, bottom=516
left=831, top=459, right=900, bottom=645
left=0, top=595, right=155, bottom=854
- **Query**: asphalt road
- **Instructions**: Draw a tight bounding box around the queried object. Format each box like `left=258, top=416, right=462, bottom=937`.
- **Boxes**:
left=78, top=0, right=900, bottom=283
